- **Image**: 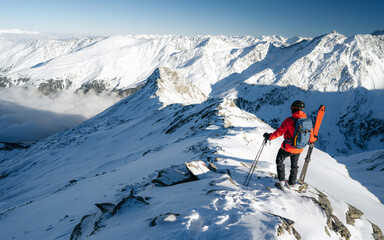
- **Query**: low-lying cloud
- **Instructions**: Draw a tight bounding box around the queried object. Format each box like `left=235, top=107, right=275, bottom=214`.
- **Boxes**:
left=0, top=87, right=122, bottom=143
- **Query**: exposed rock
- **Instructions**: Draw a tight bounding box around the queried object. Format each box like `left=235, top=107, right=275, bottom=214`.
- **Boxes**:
left=359, top=150, right=384, bottom=172
left=80, top=80, right=108, bottom=94
left=0, top=142, right=30, bottom=151
left=338, top=108, right=384, bottom=151
left=324, top=226, right=331, bottom=237
left=0, top=171, right=10, bottom=180
left=155, top=67, right=207, bottom=106
left=306, top=190, right=351, bottom=240
left=346, top=204, right=364, bottom=225
left=117, top=83, right=145, bottom=97
left=272, top=214, right=301, bottom=240
left=113, top=194, right=150, bottom=215
left=207, top=162, right=232, bottom=177
left=95, top=203, right=116, bottom=214
left=371, top=30, right=384, bottom=36
left=70, top=213, right=98, bottom=240
left=0, top=76, right=30, bottom=87
left=164, top=100, right=218, bottom=135
left=237, top=86, right=302, bottom=115
left=38, top=79, right=66, bottom=95
left=72, top=191, right=150, bottom=239
left=370, top=221, right=384, bottom=240
left=151, top=164, right=196, bottom=186
left=0, top=76, right=13, bottom=88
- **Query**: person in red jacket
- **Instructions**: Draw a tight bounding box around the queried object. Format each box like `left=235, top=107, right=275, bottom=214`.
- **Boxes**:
left=263, top=100, right=316, bottom=188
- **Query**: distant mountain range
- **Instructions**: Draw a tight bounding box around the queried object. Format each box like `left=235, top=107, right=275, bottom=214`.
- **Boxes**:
left=1, top=30, right=383, bottom=155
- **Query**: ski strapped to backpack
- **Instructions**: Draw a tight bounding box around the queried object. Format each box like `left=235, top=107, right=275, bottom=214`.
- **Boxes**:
left=286, top=117, right=313, bottom=149
left=298, top=105, right=325, bottom=184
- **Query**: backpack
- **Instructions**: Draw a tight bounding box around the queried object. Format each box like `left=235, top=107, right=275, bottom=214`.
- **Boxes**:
left=286, top=117, right=313, bottom=149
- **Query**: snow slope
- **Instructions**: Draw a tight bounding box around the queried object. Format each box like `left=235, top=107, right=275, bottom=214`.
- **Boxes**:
left=336, top=150, right=384, bottom=203
left=1, top=68, right=383, bottom=239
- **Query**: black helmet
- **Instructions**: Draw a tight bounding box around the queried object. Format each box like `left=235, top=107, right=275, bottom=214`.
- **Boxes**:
left=291, top=100, right=305, bottom=110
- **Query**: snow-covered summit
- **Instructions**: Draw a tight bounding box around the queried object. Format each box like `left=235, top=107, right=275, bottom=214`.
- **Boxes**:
left=371, top=30, right=384, bottom=36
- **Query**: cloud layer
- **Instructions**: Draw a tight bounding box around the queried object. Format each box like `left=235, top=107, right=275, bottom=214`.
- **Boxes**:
left=0, top=87, right=122, bottom=143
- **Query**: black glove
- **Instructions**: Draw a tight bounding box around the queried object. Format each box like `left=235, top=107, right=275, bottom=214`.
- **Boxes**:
left=263, top=132, right=271, bottom=140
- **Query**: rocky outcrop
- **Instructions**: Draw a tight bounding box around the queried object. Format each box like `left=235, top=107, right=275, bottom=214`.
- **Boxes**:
left=270, top=213, right=301, bottom=240
left=306, top=190, right=351, bottom=239
left=370, top=222, right=384, bottom=240
left=70, top=189, right=150, bottom=240
left=0, top=142, right=30, bottom=151
left=69, top=164, right=197, bottom=238
left=152, top=164, right=196, bottom=186
left=70, top=213, right=99, bottom=240
left=38, top=79, right=71, bottom=94
left=155, top=67, right=207, bottom=106
left=346, top=204, right=364, bottom=226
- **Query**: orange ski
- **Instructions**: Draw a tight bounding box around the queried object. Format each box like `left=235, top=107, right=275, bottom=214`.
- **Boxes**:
left=313, top=105, right=325, bottom=137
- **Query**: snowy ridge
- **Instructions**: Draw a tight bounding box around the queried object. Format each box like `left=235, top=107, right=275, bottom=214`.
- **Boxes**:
left=1, top=68, right=384, bottom=239
left=0, top=34, right=284, bottom=93
left=1, top=32, right=383, bottom=92
left=372, top=30, right=384, bottom=36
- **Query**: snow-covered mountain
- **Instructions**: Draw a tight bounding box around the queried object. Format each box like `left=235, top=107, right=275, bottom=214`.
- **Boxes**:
left=0, top=33, right=286, bottom=94
left=2, top=31, right=383, bottom=92
left=1, top=65, right=384, bottom=239
left=1, top=31, right=383, bottom=155
left=0, top=31, right=384, bottom=239
left=372, top=30, right=384, bottom=36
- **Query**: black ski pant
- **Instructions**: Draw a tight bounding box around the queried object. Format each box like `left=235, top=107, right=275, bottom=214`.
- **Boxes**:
left=275, top=148, right=300, bottom=185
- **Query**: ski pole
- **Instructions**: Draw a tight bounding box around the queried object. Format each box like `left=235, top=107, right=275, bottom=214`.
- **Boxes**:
left=244, top=139, right=267, bottom=186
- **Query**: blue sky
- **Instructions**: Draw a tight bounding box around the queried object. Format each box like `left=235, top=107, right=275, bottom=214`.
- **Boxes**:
left=0, top=0, right=383, bottom=37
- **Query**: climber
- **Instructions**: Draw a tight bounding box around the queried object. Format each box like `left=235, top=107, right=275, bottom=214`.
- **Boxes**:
left=263, top=100, right=317, bottom=188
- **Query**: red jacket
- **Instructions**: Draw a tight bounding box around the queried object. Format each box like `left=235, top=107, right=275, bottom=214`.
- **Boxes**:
left=269, top=111, right=314, bottom=154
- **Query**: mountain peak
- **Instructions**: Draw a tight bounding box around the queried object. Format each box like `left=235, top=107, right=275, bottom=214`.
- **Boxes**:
left=371, top=30, right=384, bottom=35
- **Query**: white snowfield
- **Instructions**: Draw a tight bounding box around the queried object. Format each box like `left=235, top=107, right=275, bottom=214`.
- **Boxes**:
left=0, top=30, right=383, bottom=239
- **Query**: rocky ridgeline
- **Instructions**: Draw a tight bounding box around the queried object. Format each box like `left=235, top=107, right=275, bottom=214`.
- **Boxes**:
left=70, top=163, right=383, bottom=240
